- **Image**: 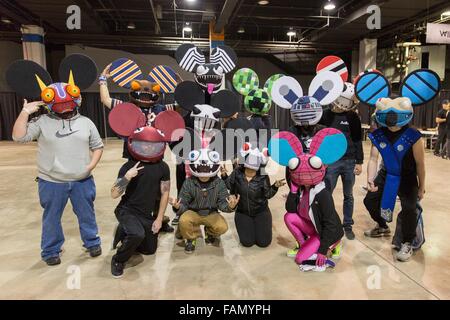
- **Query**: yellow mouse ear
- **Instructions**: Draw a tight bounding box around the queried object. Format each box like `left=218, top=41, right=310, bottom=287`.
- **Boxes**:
left=35, top=74, right=47, bottom=91
left=68, top=70, right=75, bottom=86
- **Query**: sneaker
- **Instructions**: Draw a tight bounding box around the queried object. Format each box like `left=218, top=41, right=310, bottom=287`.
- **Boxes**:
left=185, top=240, right=196, bottom=254
left=344, top=227, right=355, bottom=240
left=160, top=222, right=174, bottom=233
left=286, top=243, right=300, bottom=258
left=44, top=256, right=61, bottom=266
left=88, top=245, right=102, bottom=258
left=364, top=225, right=391, bottom=238
left=171, top=216, right=180, bottom=226
left=111, top=255, right=125, bottom=278
left=205, top=234, right=216, bottom=246
left=331, top=242, right=343, bottom=259
left=396, top=242, right=413, bottom=262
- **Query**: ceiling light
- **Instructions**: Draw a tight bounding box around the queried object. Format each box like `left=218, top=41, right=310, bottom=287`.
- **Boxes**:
left=183, top=23, right=192, bottom=33
left=237, top=27, right=245, bottom=34
left=186, top=0, right=196, bottom=3
left=1, top=17, right=12, bottom=24
left=287, top=30, right=296, bottom=37
left=127, top=22, right=135, bottom=30
left=442, top=11, right=450, bottom=17
left=324, top=1, right=336, bottom=11
left=258, top=1, right=269, bottom=5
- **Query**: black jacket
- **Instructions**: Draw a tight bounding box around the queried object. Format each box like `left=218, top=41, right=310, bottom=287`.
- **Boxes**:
left=224, top=167, right=278, bottom=216
left=286, top=183, right=343, bottom=255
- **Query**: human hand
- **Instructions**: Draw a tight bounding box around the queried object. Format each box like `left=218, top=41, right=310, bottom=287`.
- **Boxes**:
left=101, top=63, right=112, bottom=78
left=367, top=180, right=378, bottom=192
left=316, top=253, right=327, bottom=267
left=124, top=161, right=144, bottom=180
left=354, top=164, right=362, bottom=176
left=227, top=194, right=240, bottom=209
left=169, top=197, right=181, bottom=210
left=22, top=99, right=44, bottom=114
left=274, top=179, right=286, bottom=188
left=152, top=218, right=162, bottom=234
left=418, top=188, right=426, bottom=201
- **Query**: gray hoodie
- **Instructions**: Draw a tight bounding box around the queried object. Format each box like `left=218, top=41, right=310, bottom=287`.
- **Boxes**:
left=14, top=113, right=104, bottom=182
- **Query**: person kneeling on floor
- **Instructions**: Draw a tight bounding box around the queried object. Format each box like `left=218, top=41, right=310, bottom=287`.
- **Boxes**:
left=170, top=148, right=239, bottom=254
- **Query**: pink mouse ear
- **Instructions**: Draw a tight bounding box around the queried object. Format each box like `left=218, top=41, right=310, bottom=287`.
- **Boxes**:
left=108, top=102, right=146, bottom=137
left=154, top=110, right=186, bottom=142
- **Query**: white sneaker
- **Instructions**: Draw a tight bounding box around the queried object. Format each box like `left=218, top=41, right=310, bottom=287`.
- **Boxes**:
left=396, top=242, right=413, bottom=262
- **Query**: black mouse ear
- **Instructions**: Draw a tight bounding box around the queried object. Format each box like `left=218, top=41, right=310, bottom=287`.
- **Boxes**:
left=210, top=90, right=240, bottom=118
left=6, top=60, right=52, bottom=98
left=210, top=45, right=237, bottom=74
left=174, top=81, right=205, bottom=111
left=175, top=43, right=206, bottom=73
left=59, top=54, right=98, bottom=89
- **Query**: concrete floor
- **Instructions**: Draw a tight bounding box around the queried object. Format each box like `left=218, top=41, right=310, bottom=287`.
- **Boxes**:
left=0, top=139, right=449, bottom=300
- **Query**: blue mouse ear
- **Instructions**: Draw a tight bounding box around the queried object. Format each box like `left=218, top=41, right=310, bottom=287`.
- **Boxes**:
left=400, top=69, right=441, bottom=106
left=268, top=131, right=303, bottom=167
left=355, top=71, right=391, bottom=107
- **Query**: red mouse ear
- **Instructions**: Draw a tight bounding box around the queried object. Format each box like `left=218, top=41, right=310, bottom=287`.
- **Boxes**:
left=154, top=110, right=186, bottom=142
left=108, top=102, right=146, bottom=137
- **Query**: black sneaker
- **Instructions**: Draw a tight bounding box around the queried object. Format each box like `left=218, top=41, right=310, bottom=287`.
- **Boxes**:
left=171, top=216, right=180, bottom=226
left=161, top=221, right=174, bottom=233
left=205, top=234, right=217, bottom=245
left=344, top=228, right=355, bottom=240
left=364, top=225, right=391, bottom=238
left=111, top=255, right=125, bottom=278
left=44, top=256, right=61, bottom=266
left=88, top=245, right=102, bottom=257
left=185, top=240, right=196, bottom=254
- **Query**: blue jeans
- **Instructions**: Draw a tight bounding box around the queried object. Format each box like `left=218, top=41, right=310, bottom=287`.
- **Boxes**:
left=38, top=177, right=101, bottom=260
left=325, top=159, right=356, bottom=229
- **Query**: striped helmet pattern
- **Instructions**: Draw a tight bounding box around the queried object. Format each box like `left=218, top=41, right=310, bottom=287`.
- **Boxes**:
left=149, top=65, right=178, bottom=93
left=110, top=58, right=143, bottom=89
left=179, top=46, right=206, bottom=72
left=290, top=96, right=323, bottom=126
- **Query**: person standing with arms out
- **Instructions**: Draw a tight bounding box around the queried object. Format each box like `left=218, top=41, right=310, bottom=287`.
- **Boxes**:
left=320, top=83, right=363, bottom=240
left=434, top=99, right=449, bottom=157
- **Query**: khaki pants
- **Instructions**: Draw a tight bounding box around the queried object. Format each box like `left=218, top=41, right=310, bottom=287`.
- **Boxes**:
left=179, top=210, right=228, bottom=240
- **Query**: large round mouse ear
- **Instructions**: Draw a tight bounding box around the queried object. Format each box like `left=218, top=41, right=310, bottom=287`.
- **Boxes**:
left=109, top=58, right=143, bottom=89
left=316, top=55, right=348, bottom=82
left=232, top=68, right=260, bottom=96
left=270, top=76, right=303, bottom=109
left=154, top=110, right=186, bottom=142
left=309, top=71, right=344, bottom=105
left=268, top=131, right=303, bottom=167
left=210, top=45, right=237, bottom=73
left=244, top=88, right=272, bottom=115
left=400, top=69, right=440, bottom=106
left=355, top=71, right=391, bottom=107
left=174, top=81, right=205, bottom=111
left=108, top=102, right=146, bottom=137
left=6, top=60, right=52, bottom=98
left=210, top=90, right=240, bottom=118
left=148, top=65, right=178, bottom=94
left=175, top=43, right=206, bottom=73
left=59, top=54, right=98, bottom=90
left=263, top=74, right=285, bottom=98
left=310, top=128, right=347, bottom=165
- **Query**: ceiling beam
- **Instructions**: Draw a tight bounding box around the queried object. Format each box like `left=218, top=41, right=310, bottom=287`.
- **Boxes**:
left=75, top=0, right=110, bottom=33
left=214, top=0, right=239, bottom=33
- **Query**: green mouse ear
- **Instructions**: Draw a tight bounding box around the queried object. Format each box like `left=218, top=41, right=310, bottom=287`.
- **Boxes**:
left=232, top=68, right=259, bottom=96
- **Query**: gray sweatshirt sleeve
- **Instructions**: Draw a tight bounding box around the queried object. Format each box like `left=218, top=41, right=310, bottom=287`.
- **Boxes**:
left=13, top=117, right=42, bottom=143
left=88, top=119, right=104, bottom=150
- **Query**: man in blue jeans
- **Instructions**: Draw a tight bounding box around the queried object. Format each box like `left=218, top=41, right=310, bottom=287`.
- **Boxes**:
left=13, top=99, right=104, bottom=266
left=320, top=83, right=363, bottom=240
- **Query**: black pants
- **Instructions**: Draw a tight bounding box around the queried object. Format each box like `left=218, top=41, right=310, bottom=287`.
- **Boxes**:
left=363, top=173, right=418, bottom=243
left=114, top=207, right=158, bottom=263
left=234, top=209, right=272, bottom=248
left=434, top=130, right=447, bottom=154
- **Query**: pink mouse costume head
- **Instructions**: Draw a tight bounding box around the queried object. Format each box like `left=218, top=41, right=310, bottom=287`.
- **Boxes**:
left=269, top=128, right=347, bottom=186
left=108, top=102, right=185, bottom=162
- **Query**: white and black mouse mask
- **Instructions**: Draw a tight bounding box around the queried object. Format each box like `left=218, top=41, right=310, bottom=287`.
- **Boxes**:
left=175, top=44, right=237, bottom=94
